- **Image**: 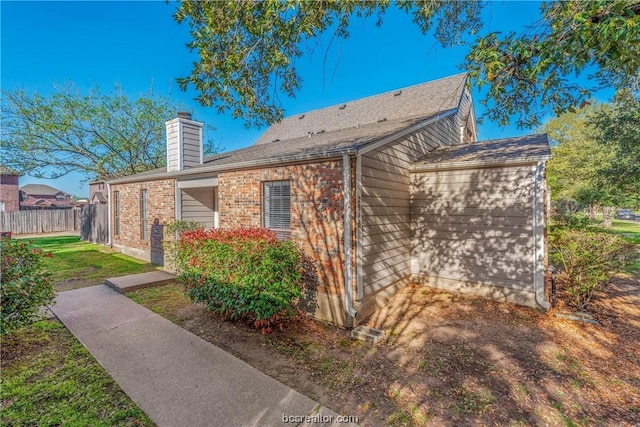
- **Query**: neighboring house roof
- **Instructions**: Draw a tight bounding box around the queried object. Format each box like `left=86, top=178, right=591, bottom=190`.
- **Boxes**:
left=0, top=165, right=21, bottom=176
left=411, top=134, right=551, bottom=171
left=33, top=198, right=53, bottom=206
left=108, top=74, right=468, bottom=184
left=92, top=192, right=107, bottom=203
left=20, top=183, right=70, bottom=196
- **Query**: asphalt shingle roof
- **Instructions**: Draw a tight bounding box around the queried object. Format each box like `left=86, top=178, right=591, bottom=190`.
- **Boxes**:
left=412, top=134, right=551, bottom=168
left=92, top=192, right=108, bottom=203
left=255, top=73, right=467, bottom=145
left=20, top=183, right=69, bottom=196
left=201, top=113, right=439, bottom=167
left=108, top=73, right=468, bottom=183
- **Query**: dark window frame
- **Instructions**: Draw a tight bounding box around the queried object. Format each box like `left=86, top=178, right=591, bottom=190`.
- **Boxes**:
left=140, top=189, right=148, bottom=241
left=113, top=191, right=120, bottom=235
left=262, top=180, right=291, bottom=239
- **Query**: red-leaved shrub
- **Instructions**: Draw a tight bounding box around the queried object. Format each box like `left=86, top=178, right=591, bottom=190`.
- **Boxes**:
left=174, top=227, right=303, bottom=333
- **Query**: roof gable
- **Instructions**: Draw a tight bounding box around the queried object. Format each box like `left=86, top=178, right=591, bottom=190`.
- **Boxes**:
left=255, top=73, right=467, bottom=145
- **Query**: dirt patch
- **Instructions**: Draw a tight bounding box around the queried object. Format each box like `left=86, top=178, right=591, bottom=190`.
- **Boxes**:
left=53, top=266, right=100, bottom=292
left=129, top=276, right=640, bottom=426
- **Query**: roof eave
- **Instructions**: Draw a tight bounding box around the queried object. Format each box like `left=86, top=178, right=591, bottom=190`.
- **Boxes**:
left=410, top=155, right=551, bottom=172
left=106, top=148, right=357, bottom=185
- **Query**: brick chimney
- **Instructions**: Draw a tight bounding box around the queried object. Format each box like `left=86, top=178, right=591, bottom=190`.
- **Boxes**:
left=165, top=112, right=203, bottom=172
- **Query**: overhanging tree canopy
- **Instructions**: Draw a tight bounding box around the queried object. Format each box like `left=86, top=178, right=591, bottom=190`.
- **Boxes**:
left=174, top=0, right=640, bottom=128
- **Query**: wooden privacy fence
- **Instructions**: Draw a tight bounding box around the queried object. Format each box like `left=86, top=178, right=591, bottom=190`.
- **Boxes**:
left=0, top=209, right=80, bottom=234
left=80, top=204, right=109, bottom=244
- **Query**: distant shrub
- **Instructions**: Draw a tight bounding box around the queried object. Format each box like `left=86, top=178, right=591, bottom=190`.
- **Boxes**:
left=549, top=228, right=636, bottom=310
left=551, top=198, right=588, bottom=228
left=175, top=228, right=303, bottom=333
left=1, top=237, right=55, bottom=335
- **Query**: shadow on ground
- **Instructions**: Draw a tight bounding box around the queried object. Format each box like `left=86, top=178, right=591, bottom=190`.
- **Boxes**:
left=129, top=275, right=640, bottom=426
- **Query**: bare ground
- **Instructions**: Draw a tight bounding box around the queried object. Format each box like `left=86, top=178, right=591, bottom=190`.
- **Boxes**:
left=129, top=275, right=640, bottom=426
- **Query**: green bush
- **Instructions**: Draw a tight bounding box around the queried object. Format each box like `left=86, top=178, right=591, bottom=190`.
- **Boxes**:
left=551, top=198, right=589, bottom=228
left=549, top=228, right=636, bottom=310
left=162, top=220, right=205, bottom=270
left=175, top=228, right=303, bottom=332
left=1, top=237, right=55, bottom=335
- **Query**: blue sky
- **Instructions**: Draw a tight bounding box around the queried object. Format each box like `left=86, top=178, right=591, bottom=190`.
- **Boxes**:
left=1, top=1, right=612, bottom=197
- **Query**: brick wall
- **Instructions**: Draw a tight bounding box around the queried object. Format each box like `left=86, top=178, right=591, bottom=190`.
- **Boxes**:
left=219, top=160, right=347, bottom=296
left=0, top=175, right=19, bottom=211
left=111, top=179, right=175, bottom=264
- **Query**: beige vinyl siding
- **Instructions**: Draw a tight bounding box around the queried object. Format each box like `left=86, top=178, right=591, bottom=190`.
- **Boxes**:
left=181, top=122, right=202, bottom=168
left=181, top=188, right=215, bottom=228
left=410, top=164, right=535, bottom=293
left=359, top=112, right=463, bottom=298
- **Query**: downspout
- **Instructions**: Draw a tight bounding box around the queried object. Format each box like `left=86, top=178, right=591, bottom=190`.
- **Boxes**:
left=533, top=161, right=550, bottom=309
left=106, top=182, right=112, bottom=247
left=355, top=154, right=363, bottom=300
left=343, top=154, right=358, bottom=320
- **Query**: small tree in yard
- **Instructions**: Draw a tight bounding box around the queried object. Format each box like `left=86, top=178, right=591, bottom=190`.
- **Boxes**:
left=549, top=228, right=636, bottom=311
left=0, top=237, right=55, bottom=336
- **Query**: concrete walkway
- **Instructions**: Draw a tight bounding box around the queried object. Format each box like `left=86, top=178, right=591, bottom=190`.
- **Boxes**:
left=50, top=285, right=356, bottom=427
left=105, top=271, right=176, bottom=293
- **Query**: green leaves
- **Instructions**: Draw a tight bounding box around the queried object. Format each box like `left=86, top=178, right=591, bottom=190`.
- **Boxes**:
left=175, top=0, right=639, bottom=129
left=592, top=89, right=640, bottom=195
left=1, top=83, right=217, bottom=180
left=1, top=238, right=55, bottom=336
left=174, top=227, right=305, bottom=333
left=465, top=0, right=640, bottom=128
left=544, top=102, right=616, bottom=206
left=173, top=1, right=481, bottom=128
left=549, top=228, right=636, bottom=310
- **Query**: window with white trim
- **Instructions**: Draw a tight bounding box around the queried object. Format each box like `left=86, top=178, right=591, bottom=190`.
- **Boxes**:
left=263, top=180, right=291, bottom=239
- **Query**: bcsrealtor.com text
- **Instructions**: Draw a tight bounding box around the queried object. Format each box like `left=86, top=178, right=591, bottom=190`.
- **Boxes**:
left=282, top=413, right=358, bottom=424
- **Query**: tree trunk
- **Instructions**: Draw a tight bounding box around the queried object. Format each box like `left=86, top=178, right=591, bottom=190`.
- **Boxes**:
left=587, top=205, right=597, bottom=220
left=602, top=206, right=613, bottom=228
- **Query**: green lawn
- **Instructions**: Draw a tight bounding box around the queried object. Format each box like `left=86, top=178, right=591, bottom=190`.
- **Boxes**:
left=1, top=320, right=154, bottom=427
left=611, top=220, right=640, bottom=275
left=610, top=218, right=640, bottom=244
left=584, top=218, right=640, bottom=275
left=24, top=236, right=159, bottom=291
left=1, top=236, right=161, bottom=425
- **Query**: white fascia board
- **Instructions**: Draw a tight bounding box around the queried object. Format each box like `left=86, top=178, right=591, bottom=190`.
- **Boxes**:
left=355, top=154, right=363, bottom=301
left=357, top=109, right=458, bottom=156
